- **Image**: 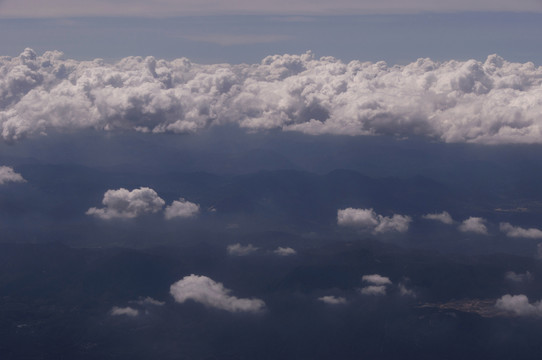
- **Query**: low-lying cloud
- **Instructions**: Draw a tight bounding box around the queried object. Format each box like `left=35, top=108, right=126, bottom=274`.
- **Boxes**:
left=86, top=187, right=165, bottom=219
left=500, top=222, right=542, bottom=239
left=495, top=294, right=542, bottom=317
left=3, top=49, right=542, bottom=144
left=170, top=274, right=265, bottom=313
left=458, top=217, right=488, bottom=235
left=110, top=306, right=139, bottom=317
left=0, top=166, right=25, bottom=185
left=164, top=198, right=200, bottom=219
left=227, top=243, right=259, bottom=256
left=337, top=208, right=411, bottom=234
left=422, top=211, right=453, bottom=224
left=273, top=247, right=297, bottom=256
left=318, top=295, right=347, bottom=304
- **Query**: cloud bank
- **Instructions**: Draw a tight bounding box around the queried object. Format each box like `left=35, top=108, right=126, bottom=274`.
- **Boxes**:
left=3, top=49, right=542, bottom=144
left=169, top=274, right=265, bottom=313
left=86, top=187, right=165, bottom=219
left=0, top=166, right=25, bottom=184
left=337, top=208, right=411, bottom=234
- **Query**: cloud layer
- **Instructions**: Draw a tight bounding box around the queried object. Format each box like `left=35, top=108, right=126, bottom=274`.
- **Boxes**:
left=86, top=187, right=165, bottom=219
left=169, top=274, right=265, bottom=313
left=0, top=166, right=25, bottom=185
left=3, top=49, right=542, bottom=144
left=337, top=208, right=411, bottom=234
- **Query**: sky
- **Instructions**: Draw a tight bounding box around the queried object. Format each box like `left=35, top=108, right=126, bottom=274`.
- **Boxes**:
left=4, top=2, right=542, bottom=359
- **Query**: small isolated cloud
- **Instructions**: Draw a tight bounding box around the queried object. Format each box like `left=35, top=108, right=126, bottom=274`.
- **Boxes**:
left=110, top=306, right=139, bottom=317
left=318, top=295, right=347, bottom=305
left=86, top=187, right=165, bottom=219
left=500, top=222, right=542, bottom=239
left=360, top=285, right=387, bottom=296
left=164, top=198, right=200, bottom=219
left=131, top=296, right=166, bottom=306
left=0, top=166, right=25, bottom=185
left=458, top=217, right=488, bottom=235
left=422, top=211, right=453, bottom=225
left=362, top=274, right=392, bottom=286
left=505, top=271, right=533, bottom=283
left=169, top=274, right=265, bottom=313
left=495, top=294, right=542, bottom=317
left=273, top=247, right=296, bottom=256
left=227, top=243, right=259, bottom=256
left=398, top=283, right=416, bottom=297
left=337, top=208, right=411, bottom=234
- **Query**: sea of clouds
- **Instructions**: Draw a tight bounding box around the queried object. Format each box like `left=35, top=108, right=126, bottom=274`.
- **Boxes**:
left=2, top=48, right=542, bottom=143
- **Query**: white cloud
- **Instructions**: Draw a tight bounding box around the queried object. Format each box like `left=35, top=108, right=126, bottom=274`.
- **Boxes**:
left=360, top=285, right=387, bottom=296
left=273, top=247, right=297, bottom=256
left=131, top=296, right=166, bottom=306
left=86, top=187, right=165, bottom=219
left=504, top=271, right=533, bottom=283
left=495, top=294, right=542, bottom=317
left=227, top=243, right=259, bottom=256
left=338, top=208, right=411, bottom=234
left=3, top=50, right=542, bottom=144
left=169, top=274, right=265, bottom=313
left=422, top=211, right=453, bottom=224
left=362, top=274, right=392, bottom=286
left=0, top=166, right=25, bottom=185
left=318, top=295, right=347, bottom=305
left=500, top=222, right=542, bottom=239
left=1, top=0, right=541, bottom=18
left=110, top=306, right=139, bottom=317
left=458, top=217, right=488, bottom=235
left=164, top=198, right=200, bottom=219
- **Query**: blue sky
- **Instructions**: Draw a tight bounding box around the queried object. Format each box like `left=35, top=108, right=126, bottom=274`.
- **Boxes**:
left=1, top=1, right=542, bottom=64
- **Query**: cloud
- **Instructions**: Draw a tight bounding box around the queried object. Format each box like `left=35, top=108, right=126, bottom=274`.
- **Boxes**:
left=458, top=217, right=488, bottom=234
left=110, top=306, right=139, bottom=317
left=422, top=211, right=453, bottom=224
left=3, top=50, right=542, bottom=144
left=504, top=271, right=533, bottom=283
left=337, top=208, right=411, bottom=234
left=164, top=198, right=200, bottom=219
left=495, top=294, right=542, bottom=317
left=362, top=274, right=392, bottom=286
left=273, top=247, right=297, bottom=256
left=360, top=285, right=387, bottom=296
left=227, top=243, right=259, bottom=256
left=2, top=0, right=542, bottom=18
left=0, top=166, right=25, bottom=184
left=169, top=274, right=265, bottom=313
left=86, top=187, right=165, bottom=219
left=318, top=295, right=347, bottom=305
left=131, top=296, right=166, bottom=306
left=500, top=222, right=542, bottom=239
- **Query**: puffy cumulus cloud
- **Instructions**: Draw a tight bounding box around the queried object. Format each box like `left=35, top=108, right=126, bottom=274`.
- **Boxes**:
left=318, top=295, right=347, bottom=305
left=505, top=271, right=533, bottom=283
left=338, top=208, right=411, bottom=234
left=360, top=285, right=387, bottom=296
left=86, top=187, right=165, bottom=219
left=362, top=274, right=392, bottom=286
left=169, top=274, right=265, bottom=313
left=110, top=306, right=139, bottom=317
left=422, top=211, right=453, bottom=224
left=495, top=294, right=542, bottom=317
left=458, top=217, right=488, bottom=234
left=164, top=198, right=200, bottom=220
left=227, top=243, right=259, bottom=256
left=0, top=165, right=25, bottom=184
left=3, top=49, right=542, bottom=144
left=273, top=247, right=297, bottom=256
left=500, top=222, right=542, bottom=239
